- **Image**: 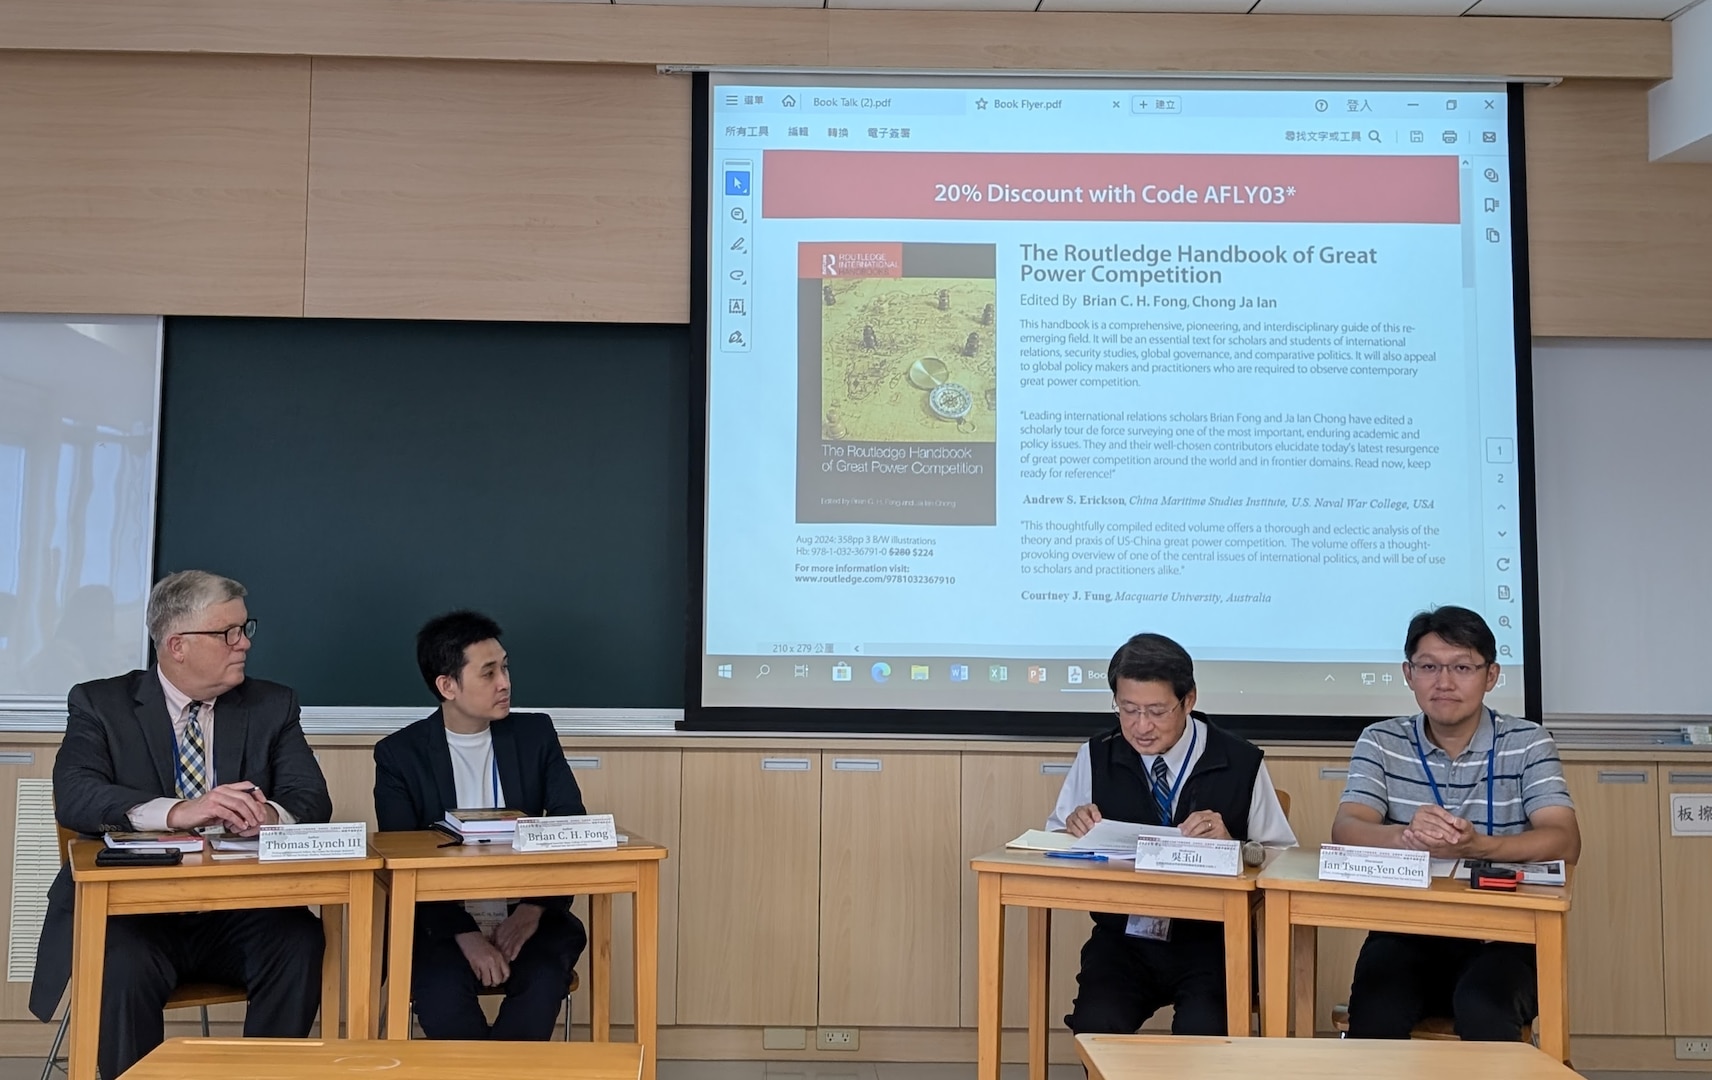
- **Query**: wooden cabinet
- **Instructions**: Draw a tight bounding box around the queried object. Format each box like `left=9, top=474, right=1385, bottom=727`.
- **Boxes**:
left=956, top=751, right=1087, bottom=1031
left=674, top=750, right=821, bottom=1026
left=316, top=745, right=379, bottom=830
left=819, top=752, right=961, bottom=1027
left=1264, top=756, right=1364, bottom=1034
left=0, top=743, right=60, bottom=1022
left=1563, top=764, right=1665, bottom=1034
left=1660, top=766, right=1712, bottom=1035
left=565, top=748, right=682, bottom=1027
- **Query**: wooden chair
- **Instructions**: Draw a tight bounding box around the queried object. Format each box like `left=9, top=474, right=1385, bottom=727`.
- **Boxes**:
left=41, top=826, right=248, bottom=1080
left=1330, top=1003, right=1534, bottom=1044
left=406, top=969, right=581, bottom=1041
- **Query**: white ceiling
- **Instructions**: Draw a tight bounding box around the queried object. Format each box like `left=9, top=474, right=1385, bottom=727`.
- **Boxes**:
left=613, top=0, right=1700, bottom=14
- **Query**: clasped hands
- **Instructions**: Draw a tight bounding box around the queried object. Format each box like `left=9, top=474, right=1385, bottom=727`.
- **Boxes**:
left=1063, top=803, right=1232, bottom=840
left=1401, top=803, right=1486, bottom=858
left=165, top=782, right=278, bottom=835
left=456, top=904, right=545, bottom=987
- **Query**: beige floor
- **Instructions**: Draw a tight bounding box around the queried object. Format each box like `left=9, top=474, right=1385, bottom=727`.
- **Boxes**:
left=1, top=1055, right=1703, bottom=1080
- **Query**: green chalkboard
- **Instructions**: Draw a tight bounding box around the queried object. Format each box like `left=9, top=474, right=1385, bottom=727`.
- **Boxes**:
left=156, top=318, right=691, bottom=708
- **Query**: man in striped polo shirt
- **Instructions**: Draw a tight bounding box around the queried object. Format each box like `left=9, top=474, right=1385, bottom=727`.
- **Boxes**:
left=1332, top=605, right=1580, bottom=1042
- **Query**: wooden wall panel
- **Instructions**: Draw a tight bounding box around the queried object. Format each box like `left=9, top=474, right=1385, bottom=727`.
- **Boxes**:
left=1527, top=80, right=1712, bottom=339
left=0, top=744, right=57, bottom=1022
left=0, top=51, right=310, bottom=317
left=304, top=60, right=688, bottom=323
left=820, top=752, right=962, bottom=1028
left=1659, top=767, right=1712, bottom=1035
left=827, top=11, right=1667, bottom=80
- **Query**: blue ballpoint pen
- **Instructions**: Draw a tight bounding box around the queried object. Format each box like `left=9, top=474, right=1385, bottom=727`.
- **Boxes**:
left=1045, top=851, right=1108, bottom=861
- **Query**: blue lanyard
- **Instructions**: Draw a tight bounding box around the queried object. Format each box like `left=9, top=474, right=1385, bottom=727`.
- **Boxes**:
left=1410, top=709, right=1496, bottom=837
left=1152, top=720, right=1197, bottom=819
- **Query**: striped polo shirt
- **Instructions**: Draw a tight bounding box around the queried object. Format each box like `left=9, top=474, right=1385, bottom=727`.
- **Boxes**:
left=1339, top=710, right=1574, bottom=834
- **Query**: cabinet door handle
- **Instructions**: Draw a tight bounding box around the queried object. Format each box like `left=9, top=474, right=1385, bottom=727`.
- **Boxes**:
left=831, top=758, right=882, bottom=772
left=1598, top=771, right=1649, bottom=784
left=0, top=751, right=35, bottom=765
left=1668, top=772, right=1712, bottom=785
left=1040, top=762, right=1072, bottom=776
left=1319, top=767, right=1349, bottom=781
left=564, top=756, right=602, bottom=770
left=761, top=757, right=811, bottom=772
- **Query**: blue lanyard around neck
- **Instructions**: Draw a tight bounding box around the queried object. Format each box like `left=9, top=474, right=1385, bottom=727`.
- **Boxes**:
left=1152, top=720, right=1197, bottom=819
left=1410, top=709, right=1496, bottom=836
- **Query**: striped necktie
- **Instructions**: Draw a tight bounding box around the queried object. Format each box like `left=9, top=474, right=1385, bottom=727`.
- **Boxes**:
left=176, top=701, right=208, bottom=800
left=1150, top=756, right=1173, bottom=824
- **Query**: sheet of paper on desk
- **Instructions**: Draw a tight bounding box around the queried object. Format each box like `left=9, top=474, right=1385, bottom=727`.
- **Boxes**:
left=1451, top=859, right=1566, bottom=885
left=1430, top=858, right=1457, bottom=877
left=1073, top=819, right=1178, bottom=855
left=1006, top=829, right=1078, bottom=852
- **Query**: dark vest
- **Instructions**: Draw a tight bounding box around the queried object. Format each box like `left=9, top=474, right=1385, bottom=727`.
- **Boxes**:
left=1086, top=716, right=1265, bottom=935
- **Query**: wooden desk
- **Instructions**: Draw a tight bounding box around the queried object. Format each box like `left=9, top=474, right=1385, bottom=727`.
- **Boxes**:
left=1257, top=846, right=1572, bottom=1061
left=124, top=1036, right=643, bottom=1080
left=67, top=841, right=385, bottom=1080
left=369, top=832, right=666, bottom=1080
left=970, top=848, right=1260, bottom=1080
left=1076, top=1033, right=1580, bottom=1080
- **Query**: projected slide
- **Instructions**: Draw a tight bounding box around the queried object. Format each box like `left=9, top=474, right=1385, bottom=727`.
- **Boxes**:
left=701, top=78, right=1528, bottom=718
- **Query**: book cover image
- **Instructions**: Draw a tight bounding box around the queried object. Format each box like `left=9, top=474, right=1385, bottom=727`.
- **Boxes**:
left=797, top=242, right=998, bottom=526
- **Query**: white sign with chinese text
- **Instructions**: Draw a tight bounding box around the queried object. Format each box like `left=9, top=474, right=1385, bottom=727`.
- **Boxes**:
left=1670, top=794, right=1712, bottom=836
left=1318, top=843, right=1430, bottom=888
left=1134, top=834, right=1241, bottom=876
left=513, top=814, right=619, bottom=853
left=258, top=822, right=368, bottom=862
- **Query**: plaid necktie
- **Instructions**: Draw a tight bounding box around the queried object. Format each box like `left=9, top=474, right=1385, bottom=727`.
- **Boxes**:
left=176, top=701, right=208, bottom=799
left=1150, top=756, right=1173, bottom=824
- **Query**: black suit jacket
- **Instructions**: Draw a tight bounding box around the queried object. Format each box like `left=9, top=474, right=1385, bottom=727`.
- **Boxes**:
left=30, top=668, right=331, bottom=1021
left=373, top=710, right=585, bottom=940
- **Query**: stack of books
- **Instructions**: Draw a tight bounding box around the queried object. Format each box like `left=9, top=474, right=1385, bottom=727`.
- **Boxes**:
left=439, top=808, right=523, bottom=844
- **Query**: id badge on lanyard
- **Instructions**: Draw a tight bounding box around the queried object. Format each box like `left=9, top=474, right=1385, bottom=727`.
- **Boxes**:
left=1411, top=708, right=1496, bottom=836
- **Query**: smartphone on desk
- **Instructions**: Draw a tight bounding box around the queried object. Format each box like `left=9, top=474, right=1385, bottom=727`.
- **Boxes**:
left=95, top=848, right=184, bottom=868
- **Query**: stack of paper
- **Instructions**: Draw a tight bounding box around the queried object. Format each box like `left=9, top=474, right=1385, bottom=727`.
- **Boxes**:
left=1006, top=820, right=1178, bottom=861
left=103, top=831, right=204, bottom=853
left=1451, top=859, right=1567, bottom=885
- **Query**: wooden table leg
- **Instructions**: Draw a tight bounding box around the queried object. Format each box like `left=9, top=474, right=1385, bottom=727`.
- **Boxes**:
left=68, top=880, right=108, bottom=1080
left=1291, top=925, right=1317, bottom=1038
left=384, top=869, right=417, bottom=1040
left=976, top=871, right=1005, bottom=1080
left=366, top=873, right=388, bottom=1038
left=1261, top=889, right=1290, bottom=1038
left=1535, top=910, right=1569, bottom=1062
left=345, top=868, right=379, bottom=1041
left=589, top=892, right=612, bottom=1043
left=320, top=901, right=344, bottom=1038
left=1027, top=906, right=1050, bottom=1080
left=633, top=865, right=659, bottom=1080
left=1222, top=890, right=1252, bottom=1037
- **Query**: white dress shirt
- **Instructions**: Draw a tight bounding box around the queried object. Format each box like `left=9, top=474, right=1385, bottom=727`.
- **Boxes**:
left=127, top=670, right=297, bottom=831
left=1046, top=717, right=1298, bottom=847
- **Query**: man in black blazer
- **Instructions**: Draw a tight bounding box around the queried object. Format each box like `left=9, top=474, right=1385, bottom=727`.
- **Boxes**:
left=32, top=570, right=331, bottom=1078
left=373, top=610, right=588, bottom=1040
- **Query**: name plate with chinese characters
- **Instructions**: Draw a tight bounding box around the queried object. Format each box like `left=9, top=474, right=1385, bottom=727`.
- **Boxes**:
left=513, top=814, right=619, bottom=853
left=1134, top=834, right=1241, bottom=876
left=1318, top=843, right=1430, bottom=888
left=258, top=822, right=368, bottom=862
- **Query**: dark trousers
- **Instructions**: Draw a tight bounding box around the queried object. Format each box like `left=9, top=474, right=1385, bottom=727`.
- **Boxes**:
left=99, top=907, right=323, bottom=1079
left=1066, top=920, right=1229, bottom=1036
left=410, top=907, right=587, bottom=1040
left=1347, top=931, right=1538, bottom=1041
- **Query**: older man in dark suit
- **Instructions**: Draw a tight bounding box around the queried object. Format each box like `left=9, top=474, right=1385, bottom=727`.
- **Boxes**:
left=31, top=570, right=331, bottom=1078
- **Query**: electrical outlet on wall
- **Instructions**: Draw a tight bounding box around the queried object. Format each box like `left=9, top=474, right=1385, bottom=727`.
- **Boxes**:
left=816, top=1028, right=859, bottom=1051
left=1677, top=1037, right=1712, bottom=1060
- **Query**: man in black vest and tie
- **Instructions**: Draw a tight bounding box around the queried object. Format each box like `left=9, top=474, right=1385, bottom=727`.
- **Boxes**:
left=1048, top=632, right=1296, bottom=1035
